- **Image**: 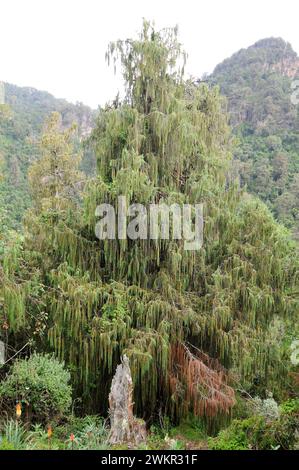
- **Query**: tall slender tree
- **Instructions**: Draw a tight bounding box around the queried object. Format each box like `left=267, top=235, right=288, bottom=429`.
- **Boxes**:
left=1, top=22, right=298, bottom=423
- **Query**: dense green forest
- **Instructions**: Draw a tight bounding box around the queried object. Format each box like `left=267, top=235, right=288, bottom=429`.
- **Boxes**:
left=210, top=38, right=299, bottom=238
left=0, top=23, right=298, bottom=451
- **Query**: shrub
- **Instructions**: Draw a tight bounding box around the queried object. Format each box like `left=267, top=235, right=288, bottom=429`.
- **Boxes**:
left=0, top=353, right=72, bottom=422
left=208, top=416, right=265, bottom=450
left=209, top=410, right=299, bottom=450
left=252, top=416, right=297, bottom=450
left=250, top=396, right=280, bottom=422
left=280, top=398, right=299, bottom=415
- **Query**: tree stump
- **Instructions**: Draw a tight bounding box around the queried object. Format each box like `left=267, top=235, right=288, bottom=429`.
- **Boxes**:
left=0, top=340, right=5, bottom=365
left=108, top=355, right=146, bottom=445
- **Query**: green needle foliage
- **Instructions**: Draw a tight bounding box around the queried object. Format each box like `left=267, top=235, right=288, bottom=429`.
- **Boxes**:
left=1, top=21, right=298, bottom=424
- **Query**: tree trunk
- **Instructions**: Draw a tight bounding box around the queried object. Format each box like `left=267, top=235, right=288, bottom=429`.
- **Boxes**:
left=108, top=355, right=146, bottom=445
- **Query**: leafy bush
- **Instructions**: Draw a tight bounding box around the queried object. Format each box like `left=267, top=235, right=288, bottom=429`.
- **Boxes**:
left=262, top=413, right=299, bottom=450
left=208, top=416, right=265, bottom=450
left=280, top=398, right=299, bottom=415
left=0, top=353, right=72, bottom=422
left=209, top=409, right=299, bottom=450
left=250, top=396, right=280, bottom=422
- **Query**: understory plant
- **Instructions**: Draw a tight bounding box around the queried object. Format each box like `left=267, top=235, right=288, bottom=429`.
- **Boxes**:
left=208, top=399, right=299, bottom=450
left=0, top=419, right=27, bottom=450
left=0, top=353, right=72, bottom=422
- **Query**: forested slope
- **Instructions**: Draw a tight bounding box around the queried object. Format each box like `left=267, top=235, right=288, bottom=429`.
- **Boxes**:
left=210, top=38, right=299, bottom=237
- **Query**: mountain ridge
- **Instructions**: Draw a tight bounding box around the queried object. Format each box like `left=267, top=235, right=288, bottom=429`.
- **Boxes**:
left=214, top=37, right=299, bottom=79
left=210, top=36, right=299, bottom=238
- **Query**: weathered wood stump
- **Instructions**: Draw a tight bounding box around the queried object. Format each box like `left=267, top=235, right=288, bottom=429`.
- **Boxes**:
left=108, top=355, right=146, bottom=445
left=0, top=340, right=5, bottom=365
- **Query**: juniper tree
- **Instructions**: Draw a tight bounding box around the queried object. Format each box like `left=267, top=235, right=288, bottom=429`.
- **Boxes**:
left=28, top=112, right=84, bottom=214
left=0, top=112, right=84, bottom=354
left=1, top=22, right=298, bottom=423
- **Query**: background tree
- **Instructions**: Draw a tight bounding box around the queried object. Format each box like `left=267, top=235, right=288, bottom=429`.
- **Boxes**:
left=28, top=112, right=84, bottom=214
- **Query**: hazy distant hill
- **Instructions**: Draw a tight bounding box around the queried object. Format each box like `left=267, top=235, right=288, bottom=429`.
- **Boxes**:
left=210, top=38, right=299, bottom=237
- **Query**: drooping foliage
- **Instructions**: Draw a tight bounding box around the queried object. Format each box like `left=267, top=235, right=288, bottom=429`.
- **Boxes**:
left=169, top=344, right=235, bottom=418
left=1, top=22, right=298, bottom=423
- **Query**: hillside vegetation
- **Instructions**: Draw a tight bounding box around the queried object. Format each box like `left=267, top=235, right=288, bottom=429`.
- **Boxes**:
left=0, top=84, right=95, bottom=234
left=210, top=37, right=299, bottom=238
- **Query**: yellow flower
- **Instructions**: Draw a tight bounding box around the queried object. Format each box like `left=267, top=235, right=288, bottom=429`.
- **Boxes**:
left=16, top=402, right=22, bottom=418
left=47, top=425, right=53, bottom=438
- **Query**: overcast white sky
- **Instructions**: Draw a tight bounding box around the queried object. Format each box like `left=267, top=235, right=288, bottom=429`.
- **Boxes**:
left=1, top=0, right=298, bottom=108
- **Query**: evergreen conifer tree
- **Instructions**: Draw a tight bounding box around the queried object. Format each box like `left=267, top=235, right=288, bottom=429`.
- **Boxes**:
left=1, top=22, right=298, bottom=423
